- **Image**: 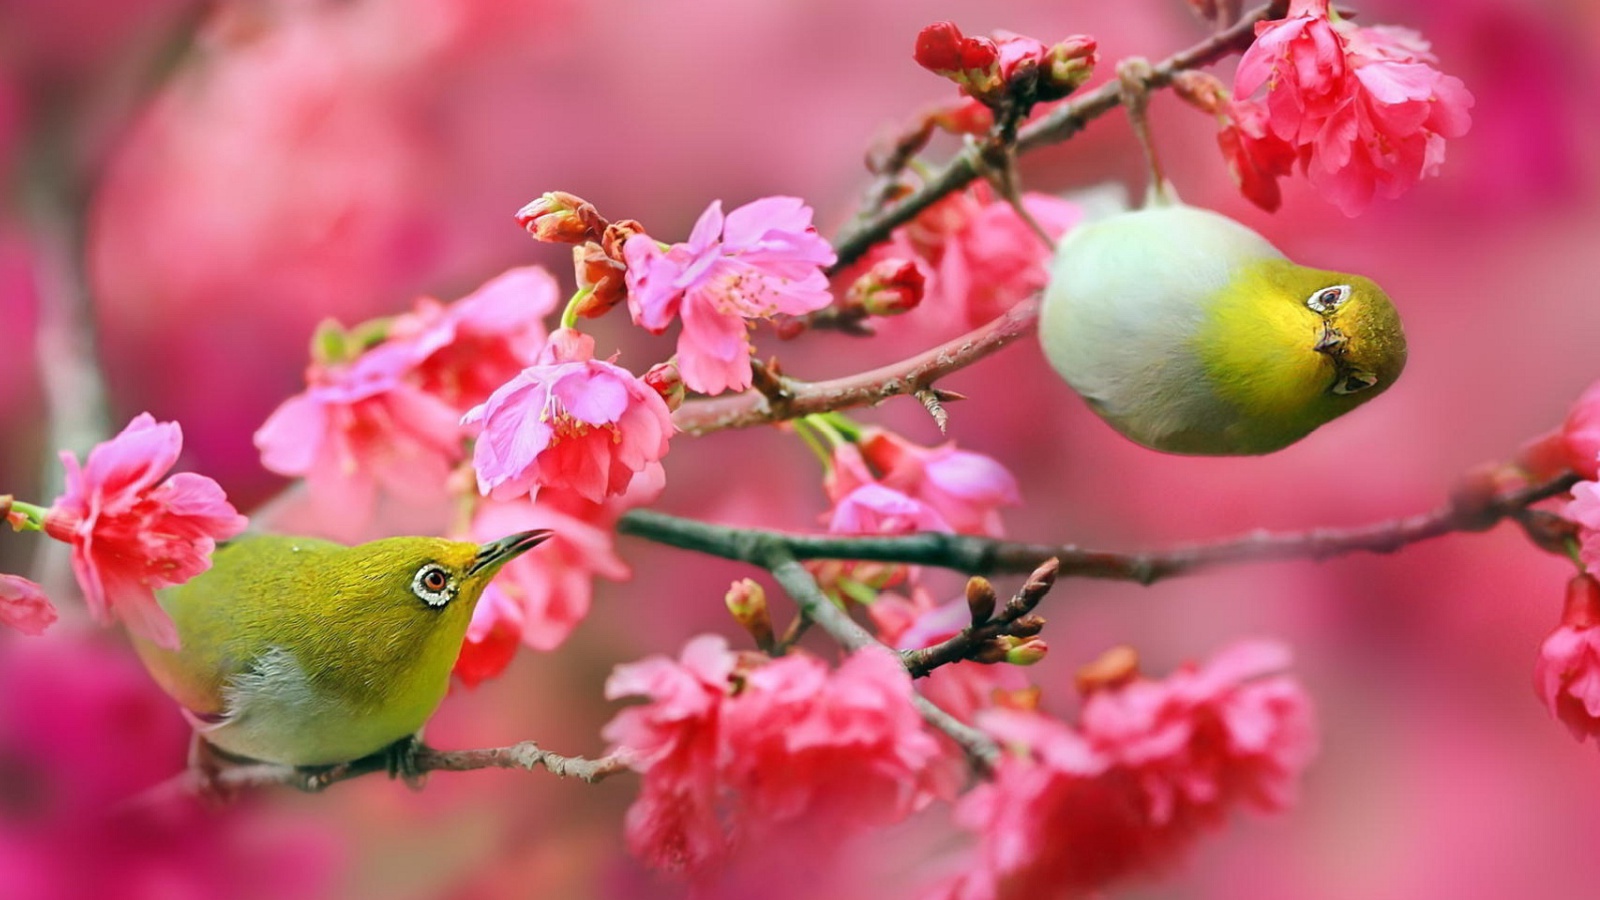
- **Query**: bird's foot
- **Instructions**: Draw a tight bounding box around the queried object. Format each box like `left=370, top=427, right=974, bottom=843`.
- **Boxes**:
left=383, top=734, right=429, bottom=791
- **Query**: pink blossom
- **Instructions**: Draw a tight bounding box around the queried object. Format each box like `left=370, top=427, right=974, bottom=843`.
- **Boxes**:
left=1077, top=640, right=1318, bottom=823
left=849, top=186, right=1079, bottom=329
left=453, top=493, right=632, bottom=685
left=941, top=710, right=1138, bottom=899
left=1224, top=0, right=1473, bottom=214
left=1569, top=481, right=1600, bottom=575
left=1561, top=379, right=1600, bottom=480
left=623, top=196, right=836, bottom=395
left=255, top=341, right=465, bottom=537
left=941, top=642, right=1316, bottom=898
left=463, top=328, right=673, bottom=503
left=1535, top=574, right=1600, bottom=743
left=859, top=427, right=1020, bottom=537
left=387, top=265, right=557, bottom=410
left=601, top=635, right=738, bottom=875
left=825, top=443, right=952, bottom=536
left=602, top=637, right=941, bottom=877
left=828, top=483, right=952, bottom=536
left=0, top=574, right=56, bottom=636
left=43, top=414, right=248, bottom=649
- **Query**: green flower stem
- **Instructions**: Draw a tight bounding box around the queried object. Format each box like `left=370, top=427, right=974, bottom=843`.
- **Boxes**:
left=6, top=500, right=47, bottom=532
left=559, top=288, right=592, bottom=330
left=791, top=417, right=833, bottom=469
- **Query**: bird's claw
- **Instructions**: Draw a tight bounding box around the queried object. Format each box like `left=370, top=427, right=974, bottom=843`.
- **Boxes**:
left=384, top=734, right=429, bottom=791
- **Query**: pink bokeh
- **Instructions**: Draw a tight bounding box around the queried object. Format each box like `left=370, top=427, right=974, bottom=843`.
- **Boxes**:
left=0, top=0, right=1597, bottom=896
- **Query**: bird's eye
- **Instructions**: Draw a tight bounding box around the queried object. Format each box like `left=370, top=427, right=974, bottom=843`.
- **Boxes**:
left=1332, top=371, right=1378, bottom=395
left=1307, top=284, right=1351, bottom=313
left=412, top=564, right=454, bottom=607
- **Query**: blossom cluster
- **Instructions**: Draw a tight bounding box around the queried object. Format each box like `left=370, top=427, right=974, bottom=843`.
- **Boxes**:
left=601, top=636, right=943, bottom=876
left=941, top=642, right=1317, bottom=898
left=1220, top=0, right=1473, bottom=214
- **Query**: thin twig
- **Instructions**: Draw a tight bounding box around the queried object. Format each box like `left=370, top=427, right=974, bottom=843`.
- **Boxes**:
left=619, top=471, right=1580, bottom=581
left=826, top=0, right=1287, bottom=273
left=763, top=551, right=1000, bottom=769
left=128, top=742, right=631, bottom=806
left=673, top=295, right=1040, bottom=434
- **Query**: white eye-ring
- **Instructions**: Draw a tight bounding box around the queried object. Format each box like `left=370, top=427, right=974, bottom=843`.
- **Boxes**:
left=412, top=564, right=455, bottom=608
left=1307, top=284, right=1351, bottom=313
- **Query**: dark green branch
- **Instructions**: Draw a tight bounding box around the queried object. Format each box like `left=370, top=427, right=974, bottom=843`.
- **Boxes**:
left=618, top=471, right=1579, bottom=582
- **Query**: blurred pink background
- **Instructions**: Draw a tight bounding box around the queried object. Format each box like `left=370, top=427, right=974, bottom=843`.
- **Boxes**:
left=3, top=0, right=1600, bottom=896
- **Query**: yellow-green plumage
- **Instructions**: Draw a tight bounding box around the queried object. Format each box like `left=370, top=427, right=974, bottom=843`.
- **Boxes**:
left=1038, top=201, right=1406, bottom=454
left=132, top=531, right=547, bottom=767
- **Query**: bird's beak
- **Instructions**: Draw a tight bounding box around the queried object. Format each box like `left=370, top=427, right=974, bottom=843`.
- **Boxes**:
left=1313, top=325, right=1348, bottom=356
left=468, top=530, right=553, bottom=577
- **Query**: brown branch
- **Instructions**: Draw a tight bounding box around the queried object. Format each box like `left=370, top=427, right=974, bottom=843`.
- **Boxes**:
left=671, top=3, right=1287, bottom=437
left=826, top=0, right=1287, bottom=273
left=900, top=561, right=1058, bottom=679
left=128, top=742, right=631, bottom=807
left=673, top=294, right=1040, bottom=435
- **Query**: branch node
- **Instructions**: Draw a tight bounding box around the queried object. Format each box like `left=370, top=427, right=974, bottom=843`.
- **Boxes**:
left=916, top=388, right=951, bottom=433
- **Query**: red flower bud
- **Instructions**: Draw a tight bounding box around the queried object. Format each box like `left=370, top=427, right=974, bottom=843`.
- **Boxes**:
left=1042, top=34, right=1097, bottom=98
left=642, top=360, right=686, bottom=412
left=847, top=258, right=926, bottom=317
left=914, top=22, right=1003, bottom=102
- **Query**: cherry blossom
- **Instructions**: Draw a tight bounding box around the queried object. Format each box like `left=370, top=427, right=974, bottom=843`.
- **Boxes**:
left=1223, top=0, right=1473, bottom=214
left=1535, top=574, right=1600, bottom=744
left=43, top=414, right=247, bottom=649
left=941, top=641, right=1316, bottom=898
left=602, top=637, right=940, bottom=877
left=623, top=196, right=836, bottom=395
left=463, top=328, right=672, bottom=503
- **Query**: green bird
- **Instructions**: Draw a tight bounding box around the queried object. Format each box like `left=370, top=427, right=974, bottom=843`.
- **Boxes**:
left=132, top=530, right=550, bottom=772
left=1037, top=196, right=1407, bottom=455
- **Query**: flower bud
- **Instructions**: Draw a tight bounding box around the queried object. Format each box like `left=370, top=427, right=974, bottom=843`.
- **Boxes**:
left=515, top=191, right=606, bottom=244
left=571, top=242, right=629, bottom=319
left=601, top=219, right=646, bottom=260
left=1561, top=573, right=1600, bottom=630
left=1536, top=573, right=1600, bottom=744
left=966, top=575, right=997, bottom=625
left=1009, top=614, right=1046, bottom=637
left=1075, top=644, right=1140, bottom=695
left=1041, top=34, right=1098, bottom=99
left=1171, top=70, right=1229, bottom=115
left=725, top=578, right=776, bottom=651
left=848, top=259, right=926, bottom=317
left=1003, top=637, right=1049, bottom=666
left=914, top=22, right=1003, bottom=102
left=643, top=360, right=685, bottom=412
